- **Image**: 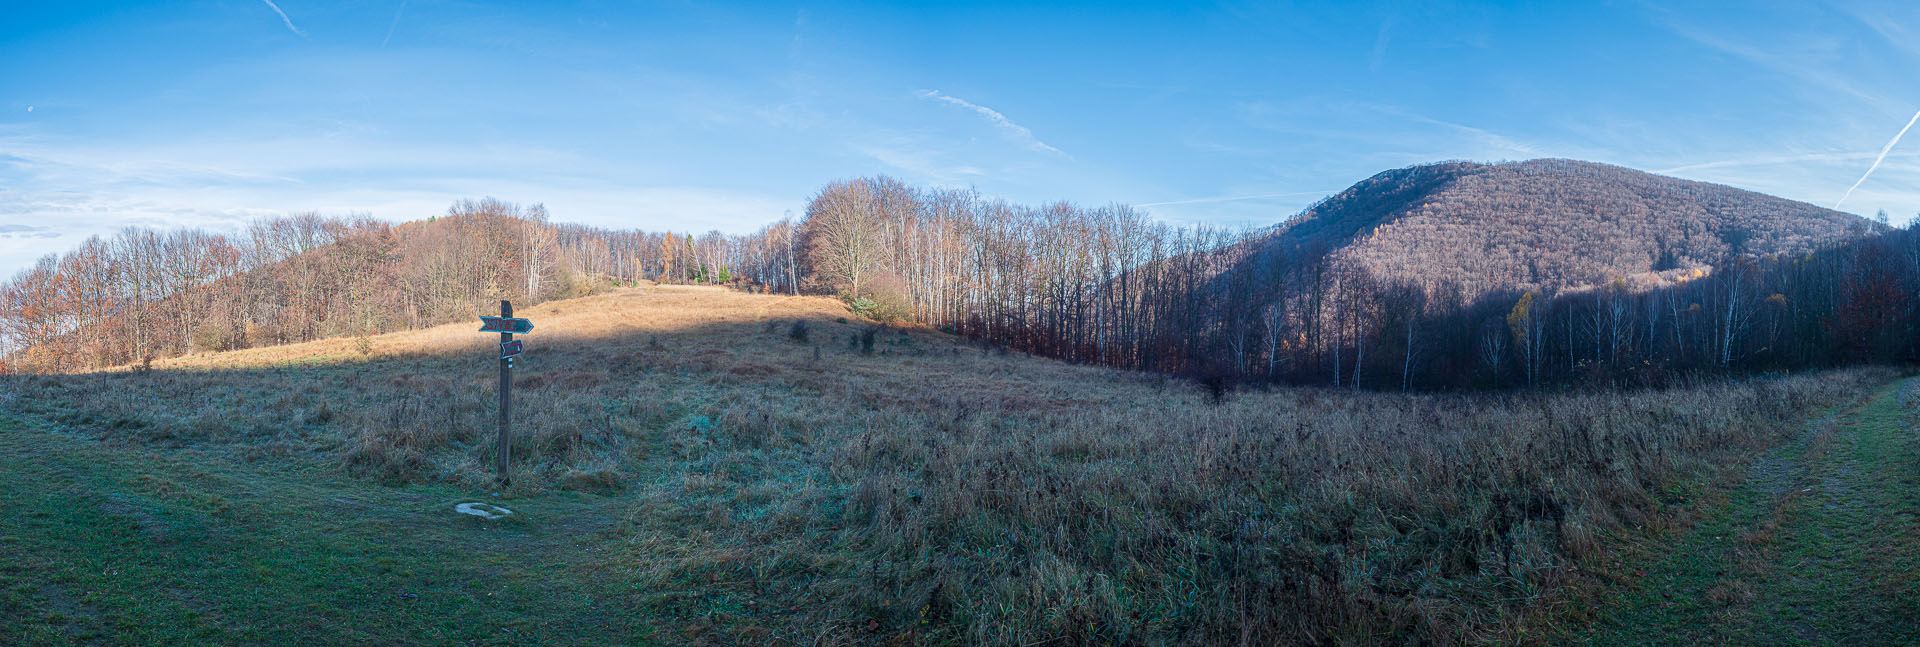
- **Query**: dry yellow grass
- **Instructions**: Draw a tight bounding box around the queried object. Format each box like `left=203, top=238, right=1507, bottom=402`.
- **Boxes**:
left=10, top=283, right=1894, bottom=645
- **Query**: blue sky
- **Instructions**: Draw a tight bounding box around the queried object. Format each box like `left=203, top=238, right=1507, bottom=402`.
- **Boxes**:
left=2, top=1, right=1917, bottom=276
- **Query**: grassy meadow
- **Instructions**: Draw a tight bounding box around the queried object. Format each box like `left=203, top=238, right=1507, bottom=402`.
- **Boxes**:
left=0, top=284, right=1901, bottom=645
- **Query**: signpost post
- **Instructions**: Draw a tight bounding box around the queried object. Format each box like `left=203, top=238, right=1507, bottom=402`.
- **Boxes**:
left=480, top=302, right=533, bottom=485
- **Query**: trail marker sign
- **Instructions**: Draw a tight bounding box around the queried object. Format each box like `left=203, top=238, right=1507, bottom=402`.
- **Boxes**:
left=479, top=316, right=534, bottom=334
left=480, top=301, right=531, bottom=485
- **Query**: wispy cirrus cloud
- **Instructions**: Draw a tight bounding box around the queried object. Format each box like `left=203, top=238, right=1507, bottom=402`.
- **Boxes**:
left=852, top=133, right=986, bottom=186
left=1137, top=190, right=1337, bottom=208
left=1642, top=146, right=1920, bottom=220
left=1654, top=151, right=1882, bottom=174
left=0, top=224, right=60, bottom=239
left=1366, top=104, right=1542, bottom=157
left=1837, top=2, right=1920, bottom=58
left=914, top=89, right=1066, bottom=156
left=260, top=0, right=307, bottom=38
left=1641, top=5, right=1892, bottom=111
left=0, top=132, right=798, bottom=275
left=1368, top=15, right=1396, bottom=73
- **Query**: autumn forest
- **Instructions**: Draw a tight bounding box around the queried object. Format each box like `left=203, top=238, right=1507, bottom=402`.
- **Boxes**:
left=3, top=160, right=1915, bottom=390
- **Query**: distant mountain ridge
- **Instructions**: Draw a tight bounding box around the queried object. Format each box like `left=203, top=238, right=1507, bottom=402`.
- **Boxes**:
left=1244, top=158, right=1876, bottom=297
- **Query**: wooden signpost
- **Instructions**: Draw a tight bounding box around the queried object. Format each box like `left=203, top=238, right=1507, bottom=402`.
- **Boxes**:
left=480, top=301, right=533, bottom=484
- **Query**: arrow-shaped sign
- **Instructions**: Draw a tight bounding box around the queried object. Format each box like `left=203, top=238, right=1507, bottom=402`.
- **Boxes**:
left=500, top=339, right=524, bottom=359
left=479, top=316, right=534, bottom=334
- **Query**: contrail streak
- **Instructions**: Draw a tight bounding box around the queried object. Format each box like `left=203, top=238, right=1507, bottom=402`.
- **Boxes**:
left=382, top=0, right=408, bottom=47
left=1835, top=108, right=1920, bottom=209
left=261, top=0, right=307, bottom=37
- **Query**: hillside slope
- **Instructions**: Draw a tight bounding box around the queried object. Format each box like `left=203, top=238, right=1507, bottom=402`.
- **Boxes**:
left=1249, top=159, right=1874, bottom=296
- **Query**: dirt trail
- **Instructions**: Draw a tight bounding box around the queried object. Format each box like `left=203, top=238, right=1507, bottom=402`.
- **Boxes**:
left=1582, top=377, right=1920, bottom=646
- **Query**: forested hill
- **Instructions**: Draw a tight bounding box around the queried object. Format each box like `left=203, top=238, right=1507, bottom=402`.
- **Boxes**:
left=1251, top=159, right=1875, bottom=297
left=5, top=161, right=1911, bottom=388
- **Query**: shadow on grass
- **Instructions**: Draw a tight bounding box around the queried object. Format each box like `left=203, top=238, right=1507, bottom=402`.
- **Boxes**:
left=0, top=289, right=1902, bottom=645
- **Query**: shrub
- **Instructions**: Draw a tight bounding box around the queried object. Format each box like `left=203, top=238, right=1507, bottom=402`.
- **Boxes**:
left=559, top=271, right=598, bottom=298
left=846, top=297, right=879, bottom=319
left=1199, top=374, right=1231, bottom=404
left=192, top=319, right=243, bottom=353
left=787, top=320, right=810, bottom=344
left=846, top=291, right=910, bottom=323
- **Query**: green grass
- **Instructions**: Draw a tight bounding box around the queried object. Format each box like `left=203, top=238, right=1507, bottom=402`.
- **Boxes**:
left=0, top=288, right=1903, bottom=645
left=0, top=412, right=667, bottom=646
left=1579, top=378, right=1920, bottom=646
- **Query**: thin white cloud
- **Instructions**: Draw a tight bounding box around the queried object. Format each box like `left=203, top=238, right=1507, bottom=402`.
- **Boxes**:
left=789, top=8, right=808, bottom=59
left=1643, top=6, right=1889, bottom=110
left=1838, top=4, right=1920, bottom=59
left=854, top=138, right=985, bottom=185
left=1137, top=190, right=1337, bottom=208
left=1368, top=16, right=1395, bottom=73
left=1654, top=151, right=1884, bottom=174
left=1835, top=109, right=1920, bottom=208
left=0, top=224, right=59, bottom=239
left=1358, top=103, right=1542, bottom=157
left=382, top=0, right=407, bottom=47
left=0, top=134, right=799, bottom=276
left=260, top=0, right=308, bottom=38
left=914, top=89, right=1066, bottom=156
left=1640, top=149, right=1919, bottom=223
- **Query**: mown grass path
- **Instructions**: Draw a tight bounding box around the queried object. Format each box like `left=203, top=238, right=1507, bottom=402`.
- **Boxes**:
left=1581, top=377, right=1920, bottom=646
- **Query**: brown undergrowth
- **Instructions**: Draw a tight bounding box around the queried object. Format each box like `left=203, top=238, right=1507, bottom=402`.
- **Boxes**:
left=2, top=285, right=1890, bottom=645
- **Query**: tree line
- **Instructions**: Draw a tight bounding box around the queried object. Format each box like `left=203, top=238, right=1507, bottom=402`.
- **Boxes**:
left=5, top=178, right=1915, bottom=388
left=0, top=198, right=800, bottom=372
left=798, top=176, right=1919, bottom=390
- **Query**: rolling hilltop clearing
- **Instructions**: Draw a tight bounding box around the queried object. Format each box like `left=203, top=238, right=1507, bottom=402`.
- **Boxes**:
left=1, top=284, right=1912, bottom=645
